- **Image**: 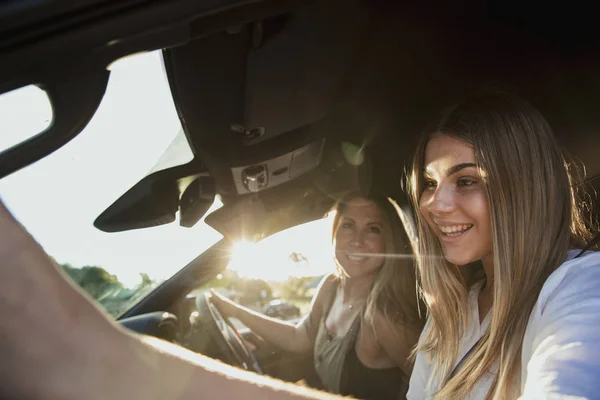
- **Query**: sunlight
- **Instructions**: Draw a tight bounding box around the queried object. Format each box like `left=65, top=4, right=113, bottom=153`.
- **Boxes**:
left=0, top=85, right=53, bottom=152
left=0, top=50, right=222, bottom=290
left=228, top=240, right=280, bottom=280
left=227, top=214, right=337, bottom=282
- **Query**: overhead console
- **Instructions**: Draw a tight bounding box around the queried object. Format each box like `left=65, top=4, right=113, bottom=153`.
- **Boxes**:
left=231, top=138, right=324, bottom=194
left=95, top=0, right=372, bottom=233
left=164, top=0, right=368, bottom=199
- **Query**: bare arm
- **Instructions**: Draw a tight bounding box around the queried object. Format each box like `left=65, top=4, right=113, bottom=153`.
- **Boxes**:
left=210, top=275, right=334, bottom=354
left=0, top=200, right=343, bottom=400
left=370, top=312, right=422, bottom=377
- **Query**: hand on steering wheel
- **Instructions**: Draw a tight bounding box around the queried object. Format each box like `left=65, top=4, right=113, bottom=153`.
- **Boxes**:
left=196, top=292, right=263, bottom=374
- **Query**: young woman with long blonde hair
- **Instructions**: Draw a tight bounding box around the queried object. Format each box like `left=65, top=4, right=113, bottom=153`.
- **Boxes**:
left=407, top=92, right=600, bottom=399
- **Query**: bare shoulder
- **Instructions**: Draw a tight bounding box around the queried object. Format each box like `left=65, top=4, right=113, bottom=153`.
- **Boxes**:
left=310, top=274, right=338, bottom=311
left=298, top=273, right=338, bottom=332
left=317, top=273, right=337, bottom=289
left=369, top=310, right=421, bottom=364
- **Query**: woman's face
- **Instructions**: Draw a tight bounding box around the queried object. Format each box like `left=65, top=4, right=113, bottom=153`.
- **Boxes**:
left=419, top=134, right=492, bottom=266
left=334, top=198, right=386, bottom=278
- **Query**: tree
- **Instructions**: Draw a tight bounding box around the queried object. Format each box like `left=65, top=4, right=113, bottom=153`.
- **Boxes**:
left=239, top=279, right=273, bottom=305
left=60, top=263, right=129, bottom=315
left=280, top=276, right=313, bottom=300
left=196, top=269, right=240, bottom=292
left=137, top=273, right=155, bottom=289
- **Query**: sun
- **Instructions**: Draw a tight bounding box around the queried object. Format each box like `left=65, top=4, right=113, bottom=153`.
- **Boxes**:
left=226, top=214, right=336, bottom=282
left=228, top=241, right=273, bottom=280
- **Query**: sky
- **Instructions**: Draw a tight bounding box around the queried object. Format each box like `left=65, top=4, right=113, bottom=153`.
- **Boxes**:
left=228, top=213, right=336, bottom=282
left=0, top=51, right=334, bottom=287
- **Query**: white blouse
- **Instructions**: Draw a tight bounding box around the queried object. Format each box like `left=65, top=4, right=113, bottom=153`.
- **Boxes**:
left=407, top=250, right=600, bottom=399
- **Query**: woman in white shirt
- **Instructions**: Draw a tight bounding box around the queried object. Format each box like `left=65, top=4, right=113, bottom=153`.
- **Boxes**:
left=406, top=91, right=600, bottom=399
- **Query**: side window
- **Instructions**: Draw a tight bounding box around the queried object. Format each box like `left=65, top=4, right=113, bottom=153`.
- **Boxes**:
left=196, top=214, right=336, bottom=326
left=0, top=50, right=223, bottom=317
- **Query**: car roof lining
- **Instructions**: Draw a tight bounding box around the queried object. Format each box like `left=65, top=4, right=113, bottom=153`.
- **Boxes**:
left=2, top=0, right=600, bottom=239
left=173, top=1, right=600, bottom=194
left=101, top=0, right=600, bottom=238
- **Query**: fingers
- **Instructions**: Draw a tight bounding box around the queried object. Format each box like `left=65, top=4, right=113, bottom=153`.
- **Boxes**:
left=209, top=290, right=236, bottom=316
left=210, top=290, right=227, bottom=307
left=210, top=289, right=228, bottom=303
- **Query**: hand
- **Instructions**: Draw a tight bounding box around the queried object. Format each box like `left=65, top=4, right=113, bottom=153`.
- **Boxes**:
left=209, top=289, right=238, bottom=317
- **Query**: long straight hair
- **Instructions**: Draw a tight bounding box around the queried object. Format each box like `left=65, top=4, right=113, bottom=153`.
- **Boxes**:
left=408, top=92, right=594, bottom=399
left=331, top=191, right=425, bottom=332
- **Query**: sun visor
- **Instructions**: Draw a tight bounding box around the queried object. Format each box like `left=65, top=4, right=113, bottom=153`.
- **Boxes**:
left=241, top=1, right=364, bottom=145
left=163, top=0, right=368, bottom=199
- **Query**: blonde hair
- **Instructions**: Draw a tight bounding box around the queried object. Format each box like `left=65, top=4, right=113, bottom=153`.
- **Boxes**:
left=409, top=91, right=595, bottom=399
left=331, top=191, right=425, bottom=332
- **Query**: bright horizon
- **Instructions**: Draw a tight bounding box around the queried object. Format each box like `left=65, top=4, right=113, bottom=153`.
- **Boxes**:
left=0, top=50, right=334, bottom=288
left=228, top=212, right=336, bottom=282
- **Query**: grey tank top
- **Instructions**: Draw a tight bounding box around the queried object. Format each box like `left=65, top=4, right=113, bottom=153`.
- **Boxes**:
left=313, top=284, right=361, bottom=394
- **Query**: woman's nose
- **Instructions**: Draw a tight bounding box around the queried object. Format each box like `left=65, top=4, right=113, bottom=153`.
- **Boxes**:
left=426, top=184, right=455, bottom=215
left=348, top=230, right=365, bottom=247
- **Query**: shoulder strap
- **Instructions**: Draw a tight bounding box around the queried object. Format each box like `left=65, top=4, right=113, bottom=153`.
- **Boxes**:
left=575, top=232, right=600, bottom=259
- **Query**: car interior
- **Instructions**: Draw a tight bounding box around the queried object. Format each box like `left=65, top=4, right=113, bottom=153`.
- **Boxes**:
left=2, top=0, right=600, bottom=391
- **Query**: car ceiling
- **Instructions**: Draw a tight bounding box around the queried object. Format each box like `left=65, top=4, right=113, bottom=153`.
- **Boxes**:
left=169, top=0, right=600, bottom=218
left=2, top=0, right=600, bottom=238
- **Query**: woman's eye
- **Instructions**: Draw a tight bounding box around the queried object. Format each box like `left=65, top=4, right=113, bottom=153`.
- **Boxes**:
left=423, top=179, right=437, bottom=190
left=369, top=226, right=382, bottom=234
left=457, top=177, right=477, bottom=187
left=341, top=222, right=354, bottom=229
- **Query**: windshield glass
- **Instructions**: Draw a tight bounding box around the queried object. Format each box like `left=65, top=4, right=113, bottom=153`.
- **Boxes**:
left=193, top=213, right=337, bottom=326
left=0, top=50, right=222, bottom=316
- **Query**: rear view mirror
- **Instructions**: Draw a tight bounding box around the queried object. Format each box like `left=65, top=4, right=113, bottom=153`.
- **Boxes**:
left=94, top=166, right=217, bottom=233
left=0, top=85, right=53, bottom=153
left=94, top=177, right=180, bottom=232
left=180, top=176, right=216, bottom=228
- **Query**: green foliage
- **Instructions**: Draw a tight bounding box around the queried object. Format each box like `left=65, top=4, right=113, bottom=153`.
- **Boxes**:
left=279, top=276, right=314, bottom=300
left=199, top=269, right=240, bottom=290
left=59, top=259, right=318, bottom=318
left=238, top=278, right=273, bottom=304
left=60, top=263, right=155, bottom=317
left=138, top=273, right=154, bottom=289
left=198, top=270, right=273, bottom=306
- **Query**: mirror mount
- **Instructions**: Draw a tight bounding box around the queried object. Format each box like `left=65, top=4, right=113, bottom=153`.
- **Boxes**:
left=94, top=158, right=217, bottom=233
left=179, top=176, right=216, bottom=228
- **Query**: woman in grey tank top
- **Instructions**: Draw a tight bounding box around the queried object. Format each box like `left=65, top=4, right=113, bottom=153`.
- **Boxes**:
left=211, top=191, right=425, bottom=399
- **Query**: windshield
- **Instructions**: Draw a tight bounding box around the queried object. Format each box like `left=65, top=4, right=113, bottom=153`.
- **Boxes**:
left=0, top=51, right=223, bottom=316
left=192, top=212, right=337, bottom=327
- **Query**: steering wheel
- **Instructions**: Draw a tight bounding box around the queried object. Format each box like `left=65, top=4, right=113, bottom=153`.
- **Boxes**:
left=196, top=292, right=263, bottom=374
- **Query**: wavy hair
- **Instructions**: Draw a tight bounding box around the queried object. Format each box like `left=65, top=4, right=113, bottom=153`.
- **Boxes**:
left=409, top=91, right=595, bottom=399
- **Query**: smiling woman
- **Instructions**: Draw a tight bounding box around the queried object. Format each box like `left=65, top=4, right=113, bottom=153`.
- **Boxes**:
left=420, top=135, right=492, bottom=268
left=407, top=92, right=600, bottom=400
left=210, top=192, right=425, bottom=400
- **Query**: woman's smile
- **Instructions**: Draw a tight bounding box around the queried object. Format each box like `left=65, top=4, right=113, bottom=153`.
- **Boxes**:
left=419, top=134, right=492, bottom=266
